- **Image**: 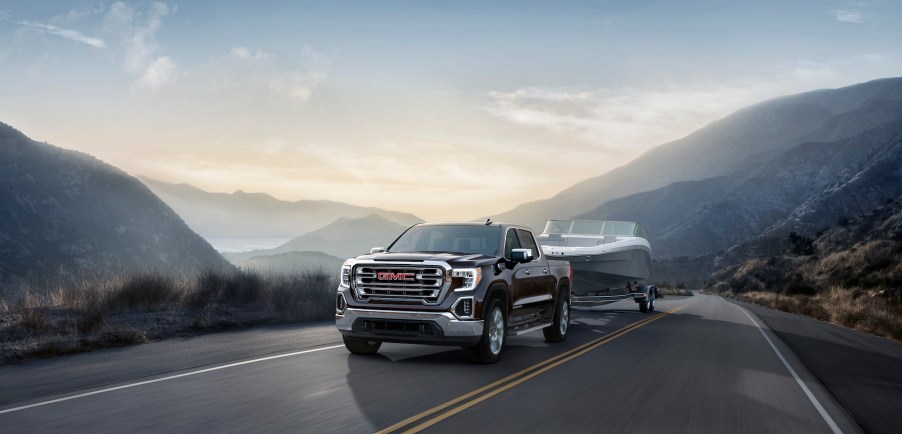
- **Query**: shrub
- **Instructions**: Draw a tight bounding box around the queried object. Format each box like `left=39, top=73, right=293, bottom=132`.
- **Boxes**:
left=108, top=272, right=181, bottom=311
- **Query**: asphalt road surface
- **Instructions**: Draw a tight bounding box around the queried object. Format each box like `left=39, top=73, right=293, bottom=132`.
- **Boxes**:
left=2, top=293, right=897, bottom=433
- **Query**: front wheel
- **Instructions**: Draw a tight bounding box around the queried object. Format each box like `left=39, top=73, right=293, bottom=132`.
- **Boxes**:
left=466, top=299, right=506, bottom=364
left=343, top=336, right=381, bottom=355
left=543, top=289, right=570, bottom=343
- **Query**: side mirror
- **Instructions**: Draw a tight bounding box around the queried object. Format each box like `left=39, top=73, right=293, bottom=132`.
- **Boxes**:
left=510, top=248, right=534, bottom=263
left=370, top=247, right=386, bottom=254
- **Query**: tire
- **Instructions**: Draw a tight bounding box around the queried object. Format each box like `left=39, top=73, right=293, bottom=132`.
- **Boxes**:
left=649, top=292, right=656, bottom=312
left=466, top=298, right=506, bottom=364
left=543, top=287, right=570, bottom=343
left=343, top=336, right=381, bottom=355
left=639, top=299, right=649, bottom=313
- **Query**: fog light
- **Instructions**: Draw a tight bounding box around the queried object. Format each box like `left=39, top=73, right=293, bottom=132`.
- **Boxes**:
left=453, top=297, right=474, bottom=319
left=336, top=292, right=347, bottom=314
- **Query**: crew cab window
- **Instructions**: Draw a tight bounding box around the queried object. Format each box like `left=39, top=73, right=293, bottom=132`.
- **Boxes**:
left=504, top=228, right=521, bottom=259
left=515, top=229, right=540, bottom=259
left=388, top=225, right=500, bottom=256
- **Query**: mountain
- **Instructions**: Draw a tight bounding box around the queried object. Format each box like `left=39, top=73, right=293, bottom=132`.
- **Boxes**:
left=139, top=176, right=423, bottom=239
left=492, top=77, right=902, bottom=232
left=0, top=123, right=231, bottom=282
left=237, top=251, right=345, bottom=274
left=707, top=194, right=902, bottom=295
left=222, top=214, right=409, bottom=263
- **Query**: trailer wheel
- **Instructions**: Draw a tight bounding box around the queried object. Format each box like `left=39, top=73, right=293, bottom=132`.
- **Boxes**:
left=543, top=287, right=570, bottom=343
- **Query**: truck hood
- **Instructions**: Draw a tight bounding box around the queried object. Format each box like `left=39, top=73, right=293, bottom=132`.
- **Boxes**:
left=352, top=252, right=499, bottom=267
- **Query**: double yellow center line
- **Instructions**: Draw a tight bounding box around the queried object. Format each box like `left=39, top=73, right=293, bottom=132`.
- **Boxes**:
left=376, top=302, right=693, bottom=434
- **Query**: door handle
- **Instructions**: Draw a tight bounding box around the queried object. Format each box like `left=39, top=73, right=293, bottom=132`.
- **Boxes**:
left=543, top=268, right=548, bottom=274
left=524, top=269, right=531, bottom=275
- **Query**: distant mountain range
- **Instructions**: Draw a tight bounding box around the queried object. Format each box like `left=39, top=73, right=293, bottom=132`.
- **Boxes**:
left=223, top=214, right=409, bottom=263
left=237, top=251, right=345, bottom=274
left=493, top=77, right=902, bottom=239
left=140, top=176, right=422, bottom=239
left=493, top=77, right=902, bottom=264
left=0, top=123, right=231, bottom=282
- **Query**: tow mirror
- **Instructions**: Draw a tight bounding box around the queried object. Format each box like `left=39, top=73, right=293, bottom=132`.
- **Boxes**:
left=370, top=247, right=386, bottom=254
left=511, top=248, right=534, bottom=263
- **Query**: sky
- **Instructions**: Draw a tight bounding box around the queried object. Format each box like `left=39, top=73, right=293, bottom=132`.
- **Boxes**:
left=1, top=1, right=901, bottom=221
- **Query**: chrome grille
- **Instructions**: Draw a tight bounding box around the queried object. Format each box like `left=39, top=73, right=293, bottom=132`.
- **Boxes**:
left=354, top=265, right=447, bottom=304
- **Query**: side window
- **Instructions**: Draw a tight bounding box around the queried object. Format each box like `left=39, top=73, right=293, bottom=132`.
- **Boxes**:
left=504, top=229, right=521, bottom=259
left=515, top=229, right=540, bottom=259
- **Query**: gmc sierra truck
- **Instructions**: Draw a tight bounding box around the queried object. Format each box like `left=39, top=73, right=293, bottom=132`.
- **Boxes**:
left=335, top=221, right=572, bottom=363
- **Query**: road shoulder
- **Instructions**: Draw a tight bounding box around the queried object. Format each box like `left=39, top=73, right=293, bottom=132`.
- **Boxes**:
left=726, top=298, right=902, bottom=434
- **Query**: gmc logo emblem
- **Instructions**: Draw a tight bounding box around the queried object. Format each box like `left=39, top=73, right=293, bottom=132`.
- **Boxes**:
left=377, top=272, right=415, bottom=281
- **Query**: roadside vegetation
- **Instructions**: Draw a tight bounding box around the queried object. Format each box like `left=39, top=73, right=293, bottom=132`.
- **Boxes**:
left=654, top=282, right=695, bottom=297
left=706, top=198, right=902, bottom=342
left=0, top=269, right=336, bottom=365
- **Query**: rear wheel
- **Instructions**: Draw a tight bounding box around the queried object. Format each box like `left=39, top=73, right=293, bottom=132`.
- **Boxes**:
left=466, top=298, right=506, bottom=364
left=543, top=288, right=570, bottom=343
left=639, top=299, right=649, bottom=313
left=343, top=336, right=381, bottom=355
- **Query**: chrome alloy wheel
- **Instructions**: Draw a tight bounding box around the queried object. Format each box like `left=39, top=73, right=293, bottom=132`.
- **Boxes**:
left=560, top=300, right=569, bottom=335
left=489, top=306, right=504, bottom=355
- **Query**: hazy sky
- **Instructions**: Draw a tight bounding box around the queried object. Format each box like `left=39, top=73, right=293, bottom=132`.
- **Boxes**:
left=1, top=1, right=901, bottom=220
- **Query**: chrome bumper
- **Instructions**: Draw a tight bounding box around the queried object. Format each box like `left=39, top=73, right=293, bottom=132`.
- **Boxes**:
left=336, top=307, right=484, bottom=338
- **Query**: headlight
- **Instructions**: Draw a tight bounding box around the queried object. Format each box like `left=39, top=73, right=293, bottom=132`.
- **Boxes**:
left=340, top=265, right=351, bottom=288
left=451, top=268, right=482, bottom=291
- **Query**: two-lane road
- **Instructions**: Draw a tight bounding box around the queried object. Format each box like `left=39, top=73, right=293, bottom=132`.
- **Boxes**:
left=0, top=294, right=872, bottom=432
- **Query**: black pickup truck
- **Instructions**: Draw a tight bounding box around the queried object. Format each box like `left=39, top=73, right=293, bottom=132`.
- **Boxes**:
left=335, top=221, right=572, bottom=363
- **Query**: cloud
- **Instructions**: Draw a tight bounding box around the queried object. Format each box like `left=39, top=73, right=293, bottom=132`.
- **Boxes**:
left=183, top=45, right=332, bottom=103
left=484, top=84, right=769, bottom=153
left=103, top=1, right=175, bottom=91
left=830, top=2, right=870, bottom=23
left=1, top=13, right=105, bottom=47
left=135, top=55, right=176, bottom=91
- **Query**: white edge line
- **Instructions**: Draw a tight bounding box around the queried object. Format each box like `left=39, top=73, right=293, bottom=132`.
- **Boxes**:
left=0, top=344, right=344, bottom=415
left=732, top=303, right=843, bottom=434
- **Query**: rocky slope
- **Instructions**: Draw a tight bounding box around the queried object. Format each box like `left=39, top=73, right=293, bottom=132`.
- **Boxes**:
left=0, top=123, right=231, bottom=282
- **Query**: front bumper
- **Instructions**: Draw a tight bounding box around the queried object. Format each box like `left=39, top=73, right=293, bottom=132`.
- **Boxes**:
left=336, top=307, right=483, bottom=346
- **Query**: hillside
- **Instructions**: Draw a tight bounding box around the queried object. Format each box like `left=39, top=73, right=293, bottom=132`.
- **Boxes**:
left=0, top=123, right=231, bottom=282
left=237, top=251, right=345, bottom=274
left=223, top=214, right=409, bottom=263
left=140, top=176, right=422, bottom=238
left=709, top=195, right=902, bottom=295
left=567, top=79, right=902, bottom=261
left=494, top=77, right=902, bottom=232
left=705, top=196, right=902, bottom=341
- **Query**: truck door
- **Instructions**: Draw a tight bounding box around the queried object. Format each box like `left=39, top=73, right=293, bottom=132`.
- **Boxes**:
left=514, top=229, right=555, bottom=318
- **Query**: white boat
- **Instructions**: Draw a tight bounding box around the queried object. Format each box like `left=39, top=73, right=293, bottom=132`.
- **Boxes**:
left=537, top=220, right=651, bottom=296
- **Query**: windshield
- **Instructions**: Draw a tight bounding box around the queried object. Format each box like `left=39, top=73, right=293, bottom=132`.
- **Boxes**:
left=544, top=220, right=646, bottom=237
left=388, top=225, right=501, bottom=256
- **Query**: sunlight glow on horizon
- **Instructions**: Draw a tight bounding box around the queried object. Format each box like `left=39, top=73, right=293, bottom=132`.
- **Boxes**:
left=2, top=1, right=901, bottom=220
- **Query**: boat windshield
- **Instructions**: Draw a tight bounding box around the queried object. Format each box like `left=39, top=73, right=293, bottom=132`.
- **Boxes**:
left=543, top=220, right=646, bottom=238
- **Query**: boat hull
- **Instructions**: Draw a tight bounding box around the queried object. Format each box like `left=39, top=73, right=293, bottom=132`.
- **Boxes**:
left=556, top=248, right=651, bottom=295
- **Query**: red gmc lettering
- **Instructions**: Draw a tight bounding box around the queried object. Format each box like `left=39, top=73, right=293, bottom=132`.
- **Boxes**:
left=377, top=272, right=415, bottom=281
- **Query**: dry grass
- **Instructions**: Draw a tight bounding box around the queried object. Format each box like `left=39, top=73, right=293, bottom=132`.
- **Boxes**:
left=656, top=286, right=695, bottom=296
left=0, top=269, right=337, bottom=364
left=728, top=288, right=902, bottom=342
